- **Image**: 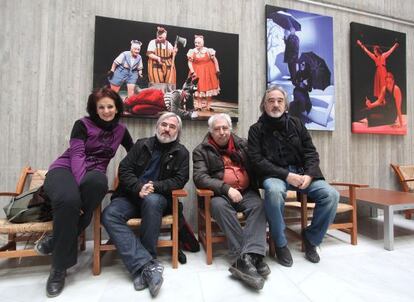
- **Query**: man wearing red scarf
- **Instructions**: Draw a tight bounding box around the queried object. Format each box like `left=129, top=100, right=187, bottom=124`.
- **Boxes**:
left=193, top=113, right=269, bottom=290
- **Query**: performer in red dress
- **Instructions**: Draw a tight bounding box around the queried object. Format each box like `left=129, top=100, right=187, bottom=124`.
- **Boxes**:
left=187, top=35, right=220, bottom=111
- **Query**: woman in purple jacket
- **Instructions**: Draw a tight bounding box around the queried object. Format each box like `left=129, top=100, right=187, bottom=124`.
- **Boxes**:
left=36, top=87, right=133, bottom=297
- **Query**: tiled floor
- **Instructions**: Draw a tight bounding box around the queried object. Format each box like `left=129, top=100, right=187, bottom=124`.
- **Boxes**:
left=1, top=214, right=414, bottom=302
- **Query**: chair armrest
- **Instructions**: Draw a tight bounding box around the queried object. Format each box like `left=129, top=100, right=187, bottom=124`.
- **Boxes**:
left=330, top=182, right=369, bottom=188
left=0, top=192, right=18, bottom=197
left=172, top=189, right=188, bottom=198
left=331, top=182, right=368, bottom=208
left=196, top=189, right=214, bottom=197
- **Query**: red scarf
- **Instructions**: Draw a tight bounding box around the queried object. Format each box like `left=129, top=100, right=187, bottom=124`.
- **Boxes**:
left=208, top=134, right=243, bottom=166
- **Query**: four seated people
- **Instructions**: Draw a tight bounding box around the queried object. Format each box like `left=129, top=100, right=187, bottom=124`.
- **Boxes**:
left=10, top=86, right=342, bottom=297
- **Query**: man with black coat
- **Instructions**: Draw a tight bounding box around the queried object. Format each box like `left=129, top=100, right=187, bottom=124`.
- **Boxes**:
left=193, top=113, right=269, bottom=290
left=102, top=112, right=189, bottom=298
left=248, top=86, right=339, bottom=266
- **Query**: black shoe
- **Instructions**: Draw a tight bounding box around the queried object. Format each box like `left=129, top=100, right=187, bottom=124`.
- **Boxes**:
left=46, top=268, right=66, bottom=298
left=228, top=254, right=265, bottom=290
left=35, top=234, right=53, bottom=256
left=302, top=230, right=320, bottom=263
left=251, top=254, right=271, bottom=277
left=142, top=260, right=164, bottom=297
left=178, top=249, right=187, bottom=264
left=133, top=269, right=147, bottom=291
left=275, top=245, right=293, bottom=267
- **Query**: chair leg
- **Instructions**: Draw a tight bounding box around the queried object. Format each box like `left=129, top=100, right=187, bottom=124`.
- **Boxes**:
left=349, top=186, right=358, bottom=245
left=172, top=198, right=179, bottom=269
left=204, top=198, right=213, bottom=265
left=268, top=235, right=275, bottom=258
left=93, top=206, right=102, bottom=276
left=351, top=210, right=358, bottom=245
left=8, top=234, right=16, bottom=251
left=299, top=193, right=308, bottom=252
left=79, top=231, right=86, bottom=251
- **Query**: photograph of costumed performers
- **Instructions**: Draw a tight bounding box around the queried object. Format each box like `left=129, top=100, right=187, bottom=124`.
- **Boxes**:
left=266, top=5, right=335, bottom=131
left=93, top=16, right=238, bottom=121
left=350, top=22, right=406, bottom=135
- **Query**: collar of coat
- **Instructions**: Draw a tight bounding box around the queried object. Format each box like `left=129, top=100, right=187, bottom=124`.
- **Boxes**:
left=200, top=133, right=245, bottom=152
left=143, top=136, right=182, bottom=154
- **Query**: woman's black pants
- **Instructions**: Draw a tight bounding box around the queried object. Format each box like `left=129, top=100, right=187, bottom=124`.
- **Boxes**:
left=44, top=168, right=108, bottom=270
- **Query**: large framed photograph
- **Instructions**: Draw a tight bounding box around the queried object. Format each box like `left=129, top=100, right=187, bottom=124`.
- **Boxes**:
left=266, top=5, right=335, bottom=131
left=350, top=22, right=407, bottom=135
left=93, top=16, right=239, bottom=121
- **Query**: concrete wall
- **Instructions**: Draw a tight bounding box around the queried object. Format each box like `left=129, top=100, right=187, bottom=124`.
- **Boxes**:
left=0, top=0, right=413, bottom=231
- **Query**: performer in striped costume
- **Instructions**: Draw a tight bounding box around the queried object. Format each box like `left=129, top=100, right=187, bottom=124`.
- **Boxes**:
left=147, top=27, right=177, bottom=92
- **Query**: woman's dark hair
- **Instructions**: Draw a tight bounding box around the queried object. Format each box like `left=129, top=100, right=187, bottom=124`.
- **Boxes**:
left=373, top=45, right=383, bottom=55
left=385, top=72, right=394, bottom=81
left=86, top=87, right=124, bottom=120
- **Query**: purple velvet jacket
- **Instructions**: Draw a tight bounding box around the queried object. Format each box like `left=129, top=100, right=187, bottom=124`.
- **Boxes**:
left=49, top=117, right=132, bottom=185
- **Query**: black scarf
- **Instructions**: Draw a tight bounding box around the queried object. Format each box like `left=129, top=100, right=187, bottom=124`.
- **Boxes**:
left=89, top=113, right=120, bottom=131
left=259, top=112, right=289, bottom=134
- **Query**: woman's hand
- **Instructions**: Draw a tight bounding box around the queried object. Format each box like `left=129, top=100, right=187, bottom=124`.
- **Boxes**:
left=365, top=97, right=373, bottom=109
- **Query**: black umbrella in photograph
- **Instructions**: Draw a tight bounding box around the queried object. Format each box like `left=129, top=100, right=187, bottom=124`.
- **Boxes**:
left=299, top=51, right=331, bottom=90
left=269, top=11, right=301, bottom=31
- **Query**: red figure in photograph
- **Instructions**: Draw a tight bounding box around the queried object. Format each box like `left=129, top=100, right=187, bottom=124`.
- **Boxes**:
left=356, top=40, right=399, bottom=97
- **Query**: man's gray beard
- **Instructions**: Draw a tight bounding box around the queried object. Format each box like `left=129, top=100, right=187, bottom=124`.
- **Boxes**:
left=267, top=110, right=284, bottom=118
left=156, top=131, right=178, bottom=144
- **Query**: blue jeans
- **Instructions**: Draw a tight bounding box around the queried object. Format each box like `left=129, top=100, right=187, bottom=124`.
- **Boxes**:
left=263, top=178, right=339, bottom=247
left=102, top=194, right=168, bottom=275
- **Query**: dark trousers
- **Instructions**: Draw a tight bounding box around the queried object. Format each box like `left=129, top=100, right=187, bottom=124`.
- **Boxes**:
left=210, top=189, right=267, bottom=259
left=287, top=62, right=297, bottom=81
left=102, top=194, right=168, bottom=276
left=44, top=168, right=108, bottom=270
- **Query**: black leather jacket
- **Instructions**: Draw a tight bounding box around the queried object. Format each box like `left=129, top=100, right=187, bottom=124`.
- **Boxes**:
left=248, top=113, right=324, bottom=184
left=113, top=136, right=189, bottom=203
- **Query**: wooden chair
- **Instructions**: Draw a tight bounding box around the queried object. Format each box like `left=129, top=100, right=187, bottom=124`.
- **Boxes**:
left=284, top=182, right=368, bottom=248
left=92, top=175, right=187, bottom=275
left=197, top=189, right=247, bottom=265
left=390, top=163, right=414, bottom=219
left=0, top=166, right=85, bottom=259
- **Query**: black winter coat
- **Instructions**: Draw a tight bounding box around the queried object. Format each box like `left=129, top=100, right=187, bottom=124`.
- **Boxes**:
left=193, top=133, right=258, bottom=196
left=113, top=136, right=189, bottom=203
left=248, top=113, right=324, bottom=184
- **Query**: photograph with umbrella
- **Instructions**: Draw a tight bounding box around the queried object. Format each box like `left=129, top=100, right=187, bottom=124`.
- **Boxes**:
left=266, top=5, right=335, bottom=131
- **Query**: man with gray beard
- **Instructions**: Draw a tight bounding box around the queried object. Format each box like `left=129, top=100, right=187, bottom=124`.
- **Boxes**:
left=102, top=112, right=189, bottom=298
left=248, top=86, right=339, bottom=266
